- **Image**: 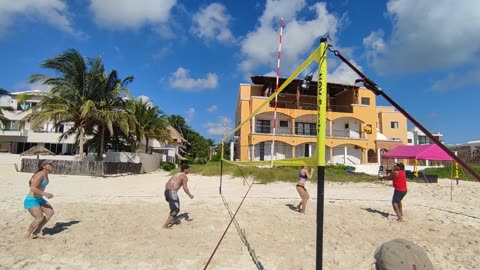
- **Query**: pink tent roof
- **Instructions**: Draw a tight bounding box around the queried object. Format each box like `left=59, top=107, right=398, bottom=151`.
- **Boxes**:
left=382, top=144, right=453, bottom=161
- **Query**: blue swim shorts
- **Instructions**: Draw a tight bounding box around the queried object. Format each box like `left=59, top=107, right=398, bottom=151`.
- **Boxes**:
left=24, top=195, right=48, bottom=210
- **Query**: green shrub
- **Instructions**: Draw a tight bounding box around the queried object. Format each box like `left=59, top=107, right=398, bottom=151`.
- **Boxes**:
left=161, top=162, right=175, bottom=171
left=190, top=161, right=378, bottom=184
left=421, top=165, right=480, bottom=181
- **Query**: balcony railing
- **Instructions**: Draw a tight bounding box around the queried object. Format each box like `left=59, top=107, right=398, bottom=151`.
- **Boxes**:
left=252, top=129, right=365, bottom=139
left=269, top=101, right=354, bottom=113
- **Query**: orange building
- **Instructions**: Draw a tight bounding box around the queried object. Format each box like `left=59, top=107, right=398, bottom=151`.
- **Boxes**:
left=233, top=76, right=406, bottom=165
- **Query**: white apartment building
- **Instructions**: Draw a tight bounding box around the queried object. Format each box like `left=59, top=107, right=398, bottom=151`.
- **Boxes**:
left=407, top=127, right=444, bottom=145
left=0, top=90, right=77, bottom=154
left=1, top=90, right=187, bottom=165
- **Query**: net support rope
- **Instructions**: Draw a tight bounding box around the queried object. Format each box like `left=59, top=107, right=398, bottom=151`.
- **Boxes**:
left=204, top=165, right=257, bottom=270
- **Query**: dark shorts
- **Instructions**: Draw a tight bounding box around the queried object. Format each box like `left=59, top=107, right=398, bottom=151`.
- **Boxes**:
left=164, top=189, right=180, bottom=217
left=296, top=184, right=307, bottom=191
left=392, top=190, right=407, bottom=203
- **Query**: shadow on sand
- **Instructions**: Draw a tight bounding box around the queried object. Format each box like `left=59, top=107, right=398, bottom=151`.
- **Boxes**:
left=170, top=212, right=193, bottom=226
left=363, top=208, right=390, bottom=218
left=221, top=194, right=264, bottom=270
left=285, top=203, right=301, bottom=213
left=42, top=220, right=81, bottom=235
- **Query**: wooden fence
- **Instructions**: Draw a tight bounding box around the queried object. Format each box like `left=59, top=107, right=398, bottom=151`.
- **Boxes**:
left=21, top=159, right=142, bottom=176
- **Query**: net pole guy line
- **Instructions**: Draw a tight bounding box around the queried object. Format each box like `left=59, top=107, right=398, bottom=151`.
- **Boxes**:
left=271, top=18, right=284, bottom=167
left=329, top=47, right=480, bottom=183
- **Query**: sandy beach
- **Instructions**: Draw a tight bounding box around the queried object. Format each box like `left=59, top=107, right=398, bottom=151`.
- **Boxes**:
left=1, top=165, right=479, bottom=270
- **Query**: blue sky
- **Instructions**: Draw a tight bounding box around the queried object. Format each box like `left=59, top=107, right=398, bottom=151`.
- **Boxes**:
left=1, top=0, right=479, bottom=144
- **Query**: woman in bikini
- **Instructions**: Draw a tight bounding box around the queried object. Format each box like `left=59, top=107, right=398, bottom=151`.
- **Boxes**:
left=296, top=166, right=314, bottom=213
left=24, top=160, right=55, bottom=239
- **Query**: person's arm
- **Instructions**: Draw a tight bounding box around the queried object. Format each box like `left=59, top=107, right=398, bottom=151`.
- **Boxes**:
left=29, top=173, right=54, bottom=199
left=182, top=176, right=194, bottom=199
left=305, top=168, right=314, bottom=179
left=380, top=170, right=398, bottom=181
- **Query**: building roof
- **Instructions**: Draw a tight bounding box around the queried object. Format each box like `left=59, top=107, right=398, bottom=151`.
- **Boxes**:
left=10, top=90, right=46, bottom=96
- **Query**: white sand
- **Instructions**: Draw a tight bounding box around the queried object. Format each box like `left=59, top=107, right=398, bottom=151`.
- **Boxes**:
left=0, top=167, right=479, bottom=269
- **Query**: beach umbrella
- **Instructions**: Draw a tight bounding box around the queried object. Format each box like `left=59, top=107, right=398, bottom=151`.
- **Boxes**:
left=21, top=145, right=56, bottom=159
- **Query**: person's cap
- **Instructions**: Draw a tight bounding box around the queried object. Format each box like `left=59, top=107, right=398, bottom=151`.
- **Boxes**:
left=181, top=163, right=190, bottom=171
left=394, top=162, right=404, bottom=170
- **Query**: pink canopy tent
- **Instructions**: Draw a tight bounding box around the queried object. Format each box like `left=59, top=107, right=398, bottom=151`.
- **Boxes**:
left=382, top=144, right=453, bottom=161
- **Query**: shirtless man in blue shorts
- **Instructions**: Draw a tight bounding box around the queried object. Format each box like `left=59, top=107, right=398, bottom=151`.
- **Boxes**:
left=163, top=164, right=194, bottom=229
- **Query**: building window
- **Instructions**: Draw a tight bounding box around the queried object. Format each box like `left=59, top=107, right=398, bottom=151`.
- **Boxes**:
left=418, top=136, right=429, bottom=144
left=53, top=125, right=65, bottom=133
left=295, top=122, right=316, bottom=136
left=17, top=102, right=37, bottom=111
left=45, top=143, right=62, bottom=154
left=255, top=120, right=270, bottom=133
left=4, top=121, right=20, bottom=131
left=361, top=97, right=370, bottom=105
left=391, top=121, right=399, bottom=129
left=408, top=138, right=412, bottom=144
left=279, top=120, right=288, bottom=127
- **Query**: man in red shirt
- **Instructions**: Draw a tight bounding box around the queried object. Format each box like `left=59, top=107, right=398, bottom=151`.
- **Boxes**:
left=380, top=163, right=407, bottom=222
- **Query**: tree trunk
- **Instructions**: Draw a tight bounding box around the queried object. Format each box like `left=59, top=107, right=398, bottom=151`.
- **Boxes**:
left=79, top=127, right=85, bottom=157
left=97, top=125, right=105, bottom=161
left=145, top=137, right=149, bottom=153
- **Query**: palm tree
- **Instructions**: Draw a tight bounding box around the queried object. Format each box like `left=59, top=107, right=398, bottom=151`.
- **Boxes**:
left=89, top=69, right=136, bottom=160
left=127, top=98, right=172, bottom=153
left=23, top=49, right=104, bottom=157
left=167, top=115, right=189, bottom=137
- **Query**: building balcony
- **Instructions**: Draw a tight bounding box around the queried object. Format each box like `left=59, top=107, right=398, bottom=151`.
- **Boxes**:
left=0, top=129, right=29, bottom=136
left=251, top=128, right=367, bottom=140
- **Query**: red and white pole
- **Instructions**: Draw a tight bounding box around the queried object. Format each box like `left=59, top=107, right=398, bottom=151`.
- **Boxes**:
left=271, top=18, right=284, bottom=166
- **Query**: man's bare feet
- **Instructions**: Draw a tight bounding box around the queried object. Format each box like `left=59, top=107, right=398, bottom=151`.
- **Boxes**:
left=32, top=234, right=46, bottom=239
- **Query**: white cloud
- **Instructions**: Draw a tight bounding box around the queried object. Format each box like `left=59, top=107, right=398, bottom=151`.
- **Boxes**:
left=238, top=0, right=339, bottom=76
left=169, top=67, right=218, bottom=91
left=328, top=61, right=362, bottom=85
left=364, top=0, right=480, bottom=74
left=432, top=68, right=480, bottom=92
left=13, top=81, right=53, bottom=92
left=207, top=105, right=218, bottom=113
left=0, top=0, right=82, bottom=37
left=136, top=95, right=154, bottom=107
left=191, top=3, right=234, bottom=43
left=152, top=46, right=172, bottom=60
left=204, top=116, right=232, bottom=136
left=89, top=0, right=176, bottom=30
left=185, top=107, right=195, bottom=123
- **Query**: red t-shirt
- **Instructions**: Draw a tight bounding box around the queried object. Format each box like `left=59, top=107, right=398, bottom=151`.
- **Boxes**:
left=392, top=169, right=407, bottom=191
